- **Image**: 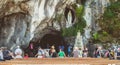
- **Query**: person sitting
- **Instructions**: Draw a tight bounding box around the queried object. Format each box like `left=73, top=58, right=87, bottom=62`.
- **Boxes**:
left=51, top=49, right=57, bottom=58
left=44, top=49, right=49, bottom=58
left=109, top=49, right=115, bottom=60
left=9, top=50, right=14, bottom=59
left=3, top=47, right=13, bottom=60
left=24, top=53, right=29, bottom=59
left=14, top=46, right=23, bottom=59
left=116, top=48, right=120, bottom=60
left=49, top=45, right=57, bottom=58
left=94, top=47, right=102, bottom=58
left=83, top=48, right=88, bottom=57
left=35, top=47, right=44, bottom=58
left=58, top=49, right=66, bottom=58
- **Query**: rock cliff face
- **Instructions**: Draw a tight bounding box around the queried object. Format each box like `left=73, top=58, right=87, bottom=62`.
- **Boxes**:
left=0, top=0, right=113, bottom=51
left=0, top=0, right=75, bottom=50
left=83, top=0, right=110, bottom=44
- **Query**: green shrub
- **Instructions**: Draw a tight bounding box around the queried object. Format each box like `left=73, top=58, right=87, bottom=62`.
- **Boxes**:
left=62, top=18, right=86, bottom=37
left=93, top=32, right=99, bottom=40
left=97, top=1, right=120, bottom=43
left=103, top=2, right=120, bottom=19
left=62, top=5, right=86, bottom=37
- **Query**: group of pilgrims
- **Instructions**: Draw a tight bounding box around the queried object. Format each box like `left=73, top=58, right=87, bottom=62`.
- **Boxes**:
left=0, top=45, right=89, bottom=61
left=0, top=46, right=23, bottom=61
left=31, top=45, right=89, bottom=58
left=1, top=44, right=120, bottom=61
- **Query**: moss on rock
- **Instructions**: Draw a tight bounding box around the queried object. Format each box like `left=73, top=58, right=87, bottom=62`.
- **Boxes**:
left=97, top=1, right=120, bottom=43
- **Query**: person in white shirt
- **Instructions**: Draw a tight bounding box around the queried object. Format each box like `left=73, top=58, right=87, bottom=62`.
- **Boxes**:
left=14, top=46, right=23, bottom=59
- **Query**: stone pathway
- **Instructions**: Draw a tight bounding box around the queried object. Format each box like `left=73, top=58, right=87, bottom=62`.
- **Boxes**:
left=0, top=58, right=120, bottom=65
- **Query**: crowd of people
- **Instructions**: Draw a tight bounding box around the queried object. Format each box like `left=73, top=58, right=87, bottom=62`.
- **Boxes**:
left=34, top=45, right=90, bottom=58
left=0, top=46, right=23, bottom=61
left=0, top=45, right=120, bottom=61
left=94, top=46, right=120, bottom=60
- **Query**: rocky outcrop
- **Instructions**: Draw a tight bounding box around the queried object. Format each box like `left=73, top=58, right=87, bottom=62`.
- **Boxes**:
left=0, top=0, right=75, bottom=50
left=0, top=0, right=115, bottom=51
left=83, top=0, right=110, bottom=44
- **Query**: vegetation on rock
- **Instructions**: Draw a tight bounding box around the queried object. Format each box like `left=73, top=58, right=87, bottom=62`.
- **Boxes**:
left=94, top=1, right=120, bottom=45
left=62, top=5, right=86, bottom=37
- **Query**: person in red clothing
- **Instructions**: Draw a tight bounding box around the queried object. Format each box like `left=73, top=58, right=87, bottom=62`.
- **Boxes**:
left=24, top=54, right=29, bottom=59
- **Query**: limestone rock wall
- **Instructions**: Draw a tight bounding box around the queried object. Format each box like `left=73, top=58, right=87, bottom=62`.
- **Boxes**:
left=0, top=0, right=75, bottom=50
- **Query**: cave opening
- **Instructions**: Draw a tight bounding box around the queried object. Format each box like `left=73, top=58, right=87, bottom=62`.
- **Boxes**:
left=25, top=32, right=67, bottom=57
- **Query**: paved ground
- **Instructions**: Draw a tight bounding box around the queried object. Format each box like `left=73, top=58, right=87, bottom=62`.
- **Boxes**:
left=0, top=58, right=120, bottom=65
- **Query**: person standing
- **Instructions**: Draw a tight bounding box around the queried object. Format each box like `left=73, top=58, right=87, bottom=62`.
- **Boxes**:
left=59, top=45, right=65, bottom=51
left=67, top=45, right=72, bottom=57
left=29, top=42, right=34, bottom=57
left=73, top=47, right=79, bottom=58
left=49, top=45, right=57, bottom=58
left=79, top=48, right=83, bottom=58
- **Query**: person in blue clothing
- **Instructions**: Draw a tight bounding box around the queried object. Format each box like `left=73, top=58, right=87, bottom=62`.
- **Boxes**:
left=116, top=48, right=120, bottom=60
left=67, top=45, right=72, bottom=57
left=35, top=47, right=44, bottom=58
left=94, top=47, right=101, bottom=58
left=59, top=45, right=64, bottom=51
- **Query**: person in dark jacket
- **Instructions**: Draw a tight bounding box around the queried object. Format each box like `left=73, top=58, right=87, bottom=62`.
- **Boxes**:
left=51, top=49, right=57, bottom=58
left=49, top=45, right=57, bottom=58
left=2, top=47, right=13, bottom=60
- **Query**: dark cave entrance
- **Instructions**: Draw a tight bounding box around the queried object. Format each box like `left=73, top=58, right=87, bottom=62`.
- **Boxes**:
left=39, top=33, right=66, bottom=52
left=25, top=31, right=67, bottom=57
left=40, top=34, right=64, bottom=48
